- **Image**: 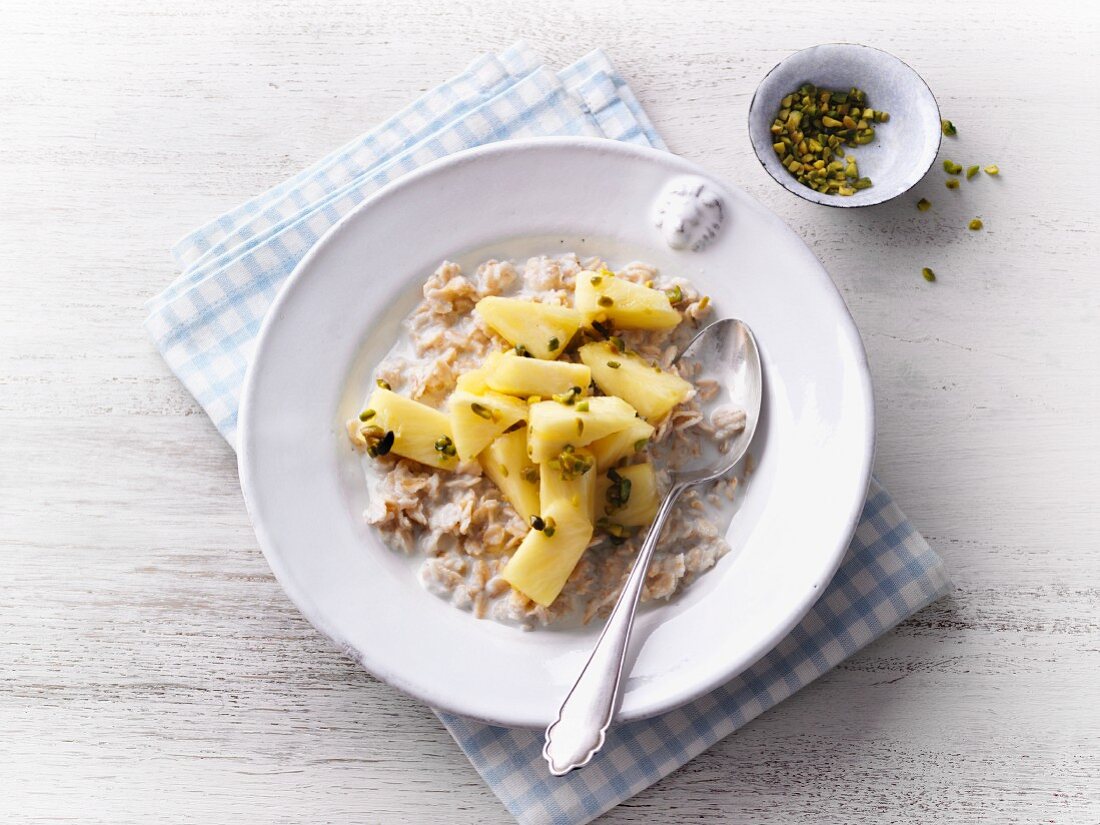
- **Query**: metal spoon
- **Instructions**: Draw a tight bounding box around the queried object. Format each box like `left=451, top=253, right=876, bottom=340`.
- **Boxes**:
left=543, top=318, right=763, bottom=776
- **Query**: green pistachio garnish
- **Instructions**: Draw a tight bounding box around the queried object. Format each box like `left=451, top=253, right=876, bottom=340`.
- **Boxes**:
left=434, top=435, right=456, bottom=458
left=607, top=360, right=621, bottom=369
left=984, top=165, right=999, bottom=176
left=665, top=285, right=683, bottom=305
left=547, top=336, right=559, bottom=351
left=366, top=429, right=395, bottom=458
left=770, top=84, right=888, bottom=196
left=521, top=466, right=539, bottom=483
left=470, top=402, right=493, bottom=420
left=941, top=119, right=957, bottom=136
left=968, top=218, right=983, bottom=231
left=358, top=408, right=376, bottom=421
left=551, top=386, right=582, bottom=405
left=554, top=447, right=592, bottom=480
left=917, top=198, right=932, bottom=212
left=922, top=267, right=936, bottom=283
left=595, top=516, right=630, bottom=542
left=945, top=178, right=960, bottom=190
left=575, top=400, right=590, bottom=412
left=966, top=165, right=980, bottom=179
left=529, top=514, right=545, bottom=531
left=604, top=468, right=632, bottom=513
left=943, top=160, right=963, bottom=175
left=375, top=378, right=391, bottom=390
left=597, top=296, right=614, bottom=307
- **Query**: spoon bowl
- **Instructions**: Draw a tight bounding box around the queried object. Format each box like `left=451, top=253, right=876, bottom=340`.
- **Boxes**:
left=670, top=318, right=763, bottom=484
left=544, top=318, right=763, bottom=775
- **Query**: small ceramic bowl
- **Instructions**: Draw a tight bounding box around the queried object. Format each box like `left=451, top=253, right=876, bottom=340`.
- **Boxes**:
left=748, top=43, right=941, bottom=207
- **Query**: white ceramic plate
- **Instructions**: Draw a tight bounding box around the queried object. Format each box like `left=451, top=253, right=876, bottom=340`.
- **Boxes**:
left=239, top=137, right=874, bottom=729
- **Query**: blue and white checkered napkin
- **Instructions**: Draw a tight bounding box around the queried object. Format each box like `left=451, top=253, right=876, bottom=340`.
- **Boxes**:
left=147, top=42, right=951, bottom=825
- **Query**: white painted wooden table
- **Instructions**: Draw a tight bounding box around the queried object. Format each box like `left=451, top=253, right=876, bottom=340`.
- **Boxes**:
left=3, top=1, right=1098, bottom=821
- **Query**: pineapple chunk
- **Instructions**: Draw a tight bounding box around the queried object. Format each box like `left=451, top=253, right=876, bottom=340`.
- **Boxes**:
left=479, top=427, right=540, bottom=522
left=578, top=342, right=692, bottom=424
left=539, top=447, right=597, bottom=521
left=455, top=350, right=505, bottom=394
left=588, top=417, right=656, bottom=471
left=361, top=387, right=458, bottom=470
left=475, top=296, right=583, bottom=360
left=597, top=462, right=660, bottom=527
left=449, top=389, right=528, bottom=461
left=501, top=501, right=594, bottom=606
left=574, top=271, right=681, bottom=330
left=527, top=396, right=638, bottom=462
left=485, top=352, right=591, bottom=398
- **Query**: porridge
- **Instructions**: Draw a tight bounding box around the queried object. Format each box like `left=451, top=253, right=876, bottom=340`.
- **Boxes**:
left=347, top=253, right=744, bottom=629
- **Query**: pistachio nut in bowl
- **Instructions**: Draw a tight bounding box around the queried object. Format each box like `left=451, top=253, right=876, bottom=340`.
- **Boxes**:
left=748, top=43, right=941, bottom=207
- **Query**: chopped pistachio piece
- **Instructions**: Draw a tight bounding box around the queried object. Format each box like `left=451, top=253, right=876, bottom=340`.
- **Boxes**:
left=984, top=165, right=999, bottom=176
left=966, top=165, right=980, bottom=179
left=917, top=198, right=932, bottom=212
left=945, top=178, right=960, bottom=190
left=922, top=267, right=936, bottom=282
left=968, top=218, right=983, bottom=231
left=943, top=160, right=963, bottom=175
left=941, top=119, right=957, bottom=136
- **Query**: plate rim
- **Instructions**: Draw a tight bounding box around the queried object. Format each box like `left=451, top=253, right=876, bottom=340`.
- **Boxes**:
left=238, top=135, right=876, bottom=727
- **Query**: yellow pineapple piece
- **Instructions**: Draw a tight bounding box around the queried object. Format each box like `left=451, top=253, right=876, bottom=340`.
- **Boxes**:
left=485, top=352, right=591, bottom=398
left=501, top=500, right=594, bottom=606
left=448, top=389, right=528, bottom=461
left=588, top=417, right=656, bottom=471
left=360, top=387, right=458, bottom=470
left=539, top=447, right=597, bottom=521
left=475, top=296, right=583, bottom=360
left=455, top=350, right=505, bottom=394
left=527, top=396, right=638, bottom=462
left=574, top=270, right=681, bottom=330
left=578, top=342, right=692, bottom=424
left=479, top=427, right=540, bottom=522
left=597, top=462, right=660, bottom=527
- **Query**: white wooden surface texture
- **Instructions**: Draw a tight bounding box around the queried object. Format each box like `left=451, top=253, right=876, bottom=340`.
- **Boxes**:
left=2, top=1, right=1098, bottom=822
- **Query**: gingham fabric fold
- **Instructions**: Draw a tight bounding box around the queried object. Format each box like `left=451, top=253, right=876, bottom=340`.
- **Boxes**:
left=147, top=42, right=951, bottom=825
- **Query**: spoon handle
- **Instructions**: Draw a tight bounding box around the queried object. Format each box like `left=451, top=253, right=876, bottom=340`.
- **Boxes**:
left=543, top=481, right=688, bottom=776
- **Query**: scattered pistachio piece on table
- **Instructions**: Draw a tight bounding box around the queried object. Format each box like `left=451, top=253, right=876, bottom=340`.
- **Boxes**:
left=922, top=267, right=936, bottom=282
left=917, top=198, right=932, bottom=212
left=969, top=218, right=983, bottom=231
left=941, top=119, right=957, bottom=136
